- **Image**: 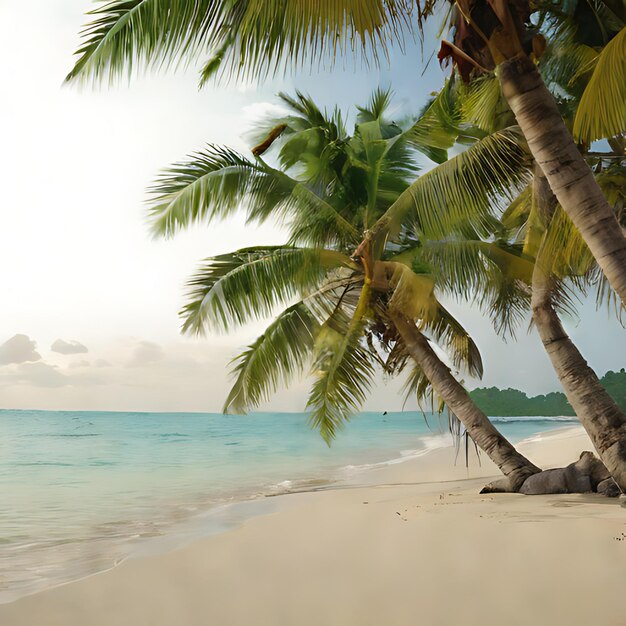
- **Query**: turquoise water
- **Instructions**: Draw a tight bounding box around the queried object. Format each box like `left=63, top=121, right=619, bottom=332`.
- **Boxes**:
left=0, top=409, right=576, bottom=601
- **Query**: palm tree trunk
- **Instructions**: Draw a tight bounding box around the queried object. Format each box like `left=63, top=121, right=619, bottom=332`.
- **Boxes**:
left=531, top=172, right=626, bottom=493
left=531, top=279, right=626, bottom=492
left=499, top=54, right=626, bottom=307
left=390, top=311, right=541, bottom=491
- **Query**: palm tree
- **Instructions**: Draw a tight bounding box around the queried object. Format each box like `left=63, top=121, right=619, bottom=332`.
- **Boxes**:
left=529, top=11, right=626, bottom=491
left=438, top=0, right=626, bottom=306
left=530, top=167, right=626, bottom=492
left=430, top=21, right=626, bottom=491
left=147, top=90, right=540, bottom=489
left=65, top=0, right=626, bottom=306
left=422, top=164, right=626, bottom=491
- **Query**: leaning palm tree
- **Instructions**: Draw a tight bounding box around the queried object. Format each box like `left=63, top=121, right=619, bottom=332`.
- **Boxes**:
left=429, top=21, right=626, bottom=491
left=66, top=0, right=626, bottom=306
left=529, top=168, right=626, bottom=492
left=148, top=90, right=540, bottom=489
left=422, top=174, right=626, bottom=492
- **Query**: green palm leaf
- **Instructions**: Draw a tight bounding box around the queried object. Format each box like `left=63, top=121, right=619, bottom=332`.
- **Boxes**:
left=573, top=26, right=626, bottom=142
left=181, top=247, right=352, bottom=334
left=537, top=205, right=595, bottom=279
left=403, top=81, right=461, bottom=161
left=501, top=185, right=532, bottom=231
left=223, top=303, right=320, bottom=414
left=66, top=0, right=415, bottom=84
left=459, top=75, right=509, bottom=133
left=371, top=127, right=532, bottom=241
left=287, top=193, right=361, bottom=248
left=306, top=285, right=374, bottom=443
left=382, top=255, right=484, bottom=379
left=356, top=88, right=394, bottom=125
left=147, top=145, right=359, bottom=242
left=402, top=363, right=444, bottom=413
left=425, top=304, right=484, bottom=379
left=147, top=145, right=280, bottom=237
left=66, top=0, right=224, bottom=83
left=421, top=238, right=534, bottom=337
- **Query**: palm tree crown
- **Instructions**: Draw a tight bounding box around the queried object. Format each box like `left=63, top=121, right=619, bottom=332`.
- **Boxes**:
left=147, top=89, right=530, bottom=442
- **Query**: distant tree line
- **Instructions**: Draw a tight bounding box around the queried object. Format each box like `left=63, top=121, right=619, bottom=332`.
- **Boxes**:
left=470, top=369, right=626, bottom=417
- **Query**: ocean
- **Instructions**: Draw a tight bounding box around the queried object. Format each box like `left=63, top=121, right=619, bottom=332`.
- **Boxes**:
left=0, top=409, right=577, bottom=602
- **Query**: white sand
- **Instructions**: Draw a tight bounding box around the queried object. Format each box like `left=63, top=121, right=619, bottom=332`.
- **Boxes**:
left=1, top=427, right=624, bottom=626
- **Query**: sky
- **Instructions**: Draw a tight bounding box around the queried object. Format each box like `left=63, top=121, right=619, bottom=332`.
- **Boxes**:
left=0, top=1, right=624, bottom=413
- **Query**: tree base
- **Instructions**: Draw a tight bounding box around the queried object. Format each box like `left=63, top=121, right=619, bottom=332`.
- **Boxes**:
left=481, top=451, right=619, bottom=495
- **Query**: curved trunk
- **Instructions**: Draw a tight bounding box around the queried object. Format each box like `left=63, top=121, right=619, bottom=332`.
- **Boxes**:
left=390, top=311, right=541, bottom=491
left=531, top=173, right=626, bottom=493
left=499, top=54, right=626, bottom=307
left=531, top=282, right=626, bottom=492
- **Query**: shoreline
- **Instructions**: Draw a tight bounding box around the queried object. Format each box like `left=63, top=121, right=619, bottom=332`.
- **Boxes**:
left=2, top=425, right=624, bottom=625
left=0, top=423, right=570, bottom=606
left=0, top=429, right=454, bottom=606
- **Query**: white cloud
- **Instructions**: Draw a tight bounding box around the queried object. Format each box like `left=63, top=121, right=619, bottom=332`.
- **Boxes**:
left=9, top=362, right=68, bottom=388
left=94, top=359, right=112, bottom=368
left=52, top=339, right=88, bottom=355
left=0, top=334, right=41, bottom=365
left=127, top=341, right=165, bottom=367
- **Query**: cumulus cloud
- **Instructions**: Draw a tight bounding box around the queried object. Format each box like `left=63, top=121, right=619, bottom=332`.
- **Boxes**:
left=51, top=339, right=88, bottom=355
left=94, top=359, right=112, bottom=368
left=127, top=341, right=165, bottom=367
left=10, top=362, right=68, bottom=388
left=0, top=334, right=41, bottom=365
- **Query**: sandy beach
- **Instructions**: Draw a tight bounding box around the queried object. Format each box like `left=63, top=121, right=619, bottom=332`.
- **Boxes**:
left=1, top=426, right=624, bottom=626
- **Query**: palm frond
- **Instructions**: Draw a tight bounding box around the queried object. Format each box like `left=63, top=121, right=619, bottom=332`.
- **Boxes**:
left=67, top=0, right=418, bottom=85
left=573, top=26, right=626, bottom=142
left=66, top=0, right=224, bottom=83
left=403, top=82, right=461, bottom=162
left=306, top=285, right=374, bottom=443
left=356, top=87, right=394, bottom=124
left=421, top=238, right=534, bottom=337
left=537, top=205, right=595, bottom=279
left=402, top=363, right=443, bottom=413
left=424, top=304, right=484, bottom=378
left=257, top=166, right=361, bottom=245
left=542, top=40, right=598, bottom=93
left=180, top=247, right=352, bottom=334
left=147, top=145, right=283, bottom=237
left=459, top=75, right=507, bottom=133
left=223, top=303, right=320, bottom=414
left=501, top=185, right=532, bottom=231
left=371, top=127, right=532, bottom=241
left=593, top=265, right=626, bottom=322
left=147, top=144, right=359, bottom=242
left=287, top=190, right=361, bottom=249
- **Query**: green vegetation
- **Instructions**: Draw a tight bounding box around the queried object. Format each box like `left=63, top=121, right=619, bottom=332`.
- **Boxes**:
left=470, top=369, right=626, bottom=416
